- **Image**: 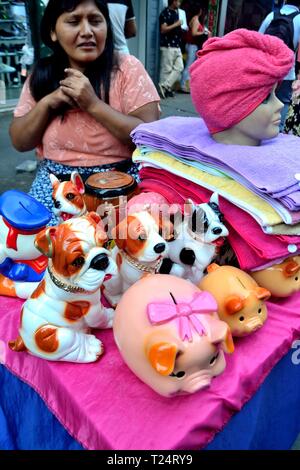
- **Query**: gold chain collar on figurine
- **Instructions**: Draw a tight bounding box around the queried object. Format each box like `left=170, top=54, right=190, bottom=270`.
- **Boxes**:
left=47, top=264, right=88, bottom=294
left=120, top=250, right=163, bottom=274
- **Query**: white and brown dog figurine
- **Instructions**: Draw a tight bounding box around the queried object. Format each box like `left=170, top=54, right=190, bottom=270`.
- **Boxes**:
left=9, top=213, right=118, bottom=363
left=104, top=210, right=171, bottom=306
left=50, top=171, right=87, bottom=223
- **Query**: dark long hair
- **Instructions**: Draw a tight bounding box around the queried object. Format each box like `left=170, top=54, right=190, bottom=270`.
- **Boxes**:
left=30, top=0, right=118, bottom=111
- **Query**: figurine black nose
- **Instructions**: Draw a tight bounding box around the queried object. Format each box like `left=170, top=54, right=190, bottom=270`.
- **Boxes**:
left=54, top=200, right=61, bottom=209
left=90, top=253, right=109, bottom=271
left=154, top=243, right=166, bottom=254
left=212, top=227, right=222, bottom=235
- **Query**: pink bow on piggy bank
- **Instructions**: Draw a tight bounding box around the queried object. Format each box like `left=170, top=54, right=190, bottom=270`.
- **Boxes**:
left=147, top=291, right=218, bottom=341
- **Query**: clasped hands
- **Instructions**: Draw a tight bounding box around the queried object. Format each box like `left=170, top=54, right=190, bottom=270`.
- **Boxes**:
left=46, top=68, right=99, bottom=112
left=59, top=68, right=99, bottom=112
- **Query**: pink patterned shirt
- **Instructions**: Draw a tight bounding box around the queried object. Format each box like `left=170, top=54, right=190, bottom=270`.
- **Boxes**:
left=14, top=54, right=160, bottom=167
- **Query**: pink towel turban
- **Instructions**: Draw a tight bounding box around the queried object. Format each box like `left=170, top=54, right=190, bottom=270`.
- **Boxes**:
left=189, top=28, right=294, bottom=134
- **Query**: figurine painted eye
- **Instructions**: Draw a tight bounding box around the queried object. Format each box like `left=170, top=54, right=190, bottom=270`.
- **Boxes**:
left=138, top=233, right=147, bottom=241
left=72, top=256, right=85, bottom=268
left=66, top=193, right=75, bottom=200
left=295, top=276, right=299, bottom=281
left=239, top=316, right=245, bottom=322
left=169, top=370, right=185, bottom=378
left=209, top=352, right=219, bottom=366
left=258, top=308, right=262, bottom=314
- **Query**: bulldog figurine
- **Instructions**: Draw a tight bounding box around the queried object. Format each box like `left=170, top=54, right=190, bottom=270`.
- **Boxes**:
left=160, top=194, right=229, bottom=284
left=103, top=210, right=171, bottom=306
left=0, top=190, right=51, bottom=299
left=199, top=264, right=271, bottom=337
left=9, top=213, right=118, bottom=363
left=250, top=256, right=300, bottom=298
left=50, top=171, right=87, bottom=223
left=113, top=274, right=234, bottom=397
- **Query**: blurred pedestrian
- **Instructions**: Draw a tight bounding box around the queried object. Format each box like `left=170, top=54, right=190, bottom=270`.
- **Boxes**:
left=259, top=1, right=300, bottom=131
left=107, top=1, right=136, bottom=54
left=180, top=2, right=211, bottom=93
left=284, top=63, right=300, bottom=135
left=158, top=0, right=184, bottom=99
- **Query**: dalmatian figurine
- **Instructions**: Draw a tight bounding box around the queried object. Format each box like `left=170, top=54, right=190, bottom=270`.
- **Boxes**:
left=160, top=193, right=229, bottom=284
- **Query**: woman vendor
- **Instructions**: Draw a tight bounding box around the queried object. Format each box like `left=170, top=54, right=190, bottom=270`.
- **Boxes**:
left=9, top=0, right=160, bottom=223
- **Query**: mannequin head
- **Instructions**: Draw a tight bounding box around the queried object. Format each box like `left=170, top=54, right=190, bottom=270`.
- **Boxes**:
left=212, top=84, right=283, bottom=146
left=190, top=29, right=294, bottom=146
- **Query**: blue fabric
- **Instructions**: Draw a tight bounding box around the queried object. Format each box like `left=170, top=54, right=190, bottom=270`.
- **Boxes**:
left=206, top=347, right=300, bottom=450
left=0, top=365, right=83, bottom=450
left=0, top=347, right=299, bottom=450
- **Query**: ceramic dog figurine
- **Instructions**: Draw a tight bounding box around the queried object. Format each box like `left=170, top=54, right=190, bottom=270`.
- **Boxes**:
left=160, top=194, right=229, bottom=284
left=250, top=256, right=300, bottom=298
left=103, top=210, right=170, bottom=306
left=9, top=213, right=118, bottom=363
left=0, top=190, right=51, bottom=299
left=50, top=171, right=87, bottom=223
left=199, top=264, right=271, bottom=337
left=113, top=274, right=234, bottom=397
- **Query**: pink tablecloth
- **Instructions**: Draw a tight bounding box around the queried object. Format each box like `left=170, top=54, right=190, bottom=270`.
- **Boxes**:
left=1, top=294, right=300, bottom=450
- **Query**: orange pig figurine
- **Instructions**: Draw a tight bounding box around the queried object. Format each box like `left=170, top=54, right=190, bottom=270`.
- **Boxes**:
left=113, top=274, right=234, bottom=397
left=199, top=264, right=271, bottom=337
left=250, top=256, right=300, bottom=298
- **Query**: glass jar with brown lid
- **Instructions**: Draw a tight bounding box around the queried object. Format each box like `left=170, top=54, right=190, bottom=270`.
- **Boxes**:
left=84, top=171, right=139, bottom=224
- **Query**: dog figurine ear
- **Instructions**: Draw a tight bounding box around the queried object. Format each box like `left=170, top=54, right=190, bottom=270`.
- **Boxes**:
left=111, top=217, right=128, bottom=250
left=88, top=211, right=101, bottom=225
left=71, top=171, right=85, bottom=195
left=209, top=192, right=219, bottom=207
left=85, top=212, right=107, bottom=245
left=183, top=198, right=195, bottom=218
left=49, top=173, right=60, bottom=189
left=34, top=227, right=57, bottom=258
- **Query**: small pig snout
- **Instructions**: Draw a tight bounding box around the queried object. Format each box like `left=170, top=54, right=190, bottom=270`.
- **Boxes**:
left=154, top=243, right=166, bottom=254
left=245, top=317, right=263, bottom=333
left=182, top=372, right=212, bottom=394
left=90, top=253, right=109, bottom=271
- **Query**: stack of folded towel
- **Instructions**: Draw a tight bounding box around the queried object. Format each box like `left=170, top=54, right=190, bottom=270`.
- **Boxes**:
left=131, top=116, right=300, bottom=272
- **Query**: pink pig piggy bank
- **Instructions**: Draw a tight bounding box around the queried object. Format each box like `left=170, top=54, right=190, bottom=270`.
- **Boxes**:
left=250, top=256, right=300, bottom=298
left=199, top=264, right=271, bottom=337
left=113, top=274, right=234, bottom=397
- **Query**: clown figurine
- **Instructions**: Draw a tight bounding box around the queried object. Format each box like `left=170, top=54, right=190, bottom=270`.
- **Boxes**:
left=0, top=190, right=51, bottom=298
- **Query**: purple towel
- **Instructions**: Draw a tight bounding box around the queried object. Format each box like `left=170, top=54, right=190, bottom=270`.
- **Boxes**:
left=131, top=117, right=300, bottom=209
